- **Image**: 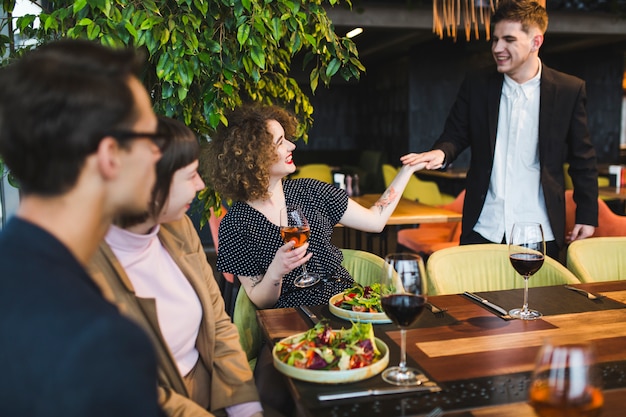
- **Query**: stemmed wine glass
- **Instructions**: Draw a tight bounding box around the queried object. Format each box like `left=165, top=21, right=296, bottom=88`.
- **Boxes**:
left=529, top=338, right=604, bottom=417
left=508, top=222, right=545, bottom=320
left=280, top=206, right=320, bottom=288
left=380, top=253, right=427, bottom=386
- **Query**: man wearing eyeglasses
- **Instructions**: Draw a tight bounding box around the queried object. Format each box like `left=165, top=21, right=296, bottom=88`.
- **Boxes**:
left=0, top=39, right=169, bottom=416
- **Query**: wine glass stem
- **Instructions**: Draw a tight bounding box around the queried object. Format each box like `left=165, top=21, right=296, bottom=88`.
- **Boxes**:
left=301, top=262, right=309, bottom=277
left=399, top=328, right=407, bottom=371
left=522, top=275, right=530, bottom=314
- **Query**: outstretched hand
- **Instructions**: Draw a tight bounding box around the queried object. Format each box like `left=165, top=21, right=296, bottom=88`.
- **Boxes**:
left=401, top=149, right=446, bottom=170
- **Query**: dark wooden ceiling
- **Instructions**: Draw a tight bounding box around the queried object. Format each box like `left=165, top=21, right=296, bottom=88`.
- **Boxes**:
left=326, top=1, right=626, bottom=66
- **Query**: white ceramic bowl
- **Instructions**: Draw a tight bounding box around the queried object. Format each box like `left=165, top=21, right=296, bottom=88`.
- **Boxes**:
left=272, top=332, right=389, bottom=384
left=328, top=293, right=392, bottom=324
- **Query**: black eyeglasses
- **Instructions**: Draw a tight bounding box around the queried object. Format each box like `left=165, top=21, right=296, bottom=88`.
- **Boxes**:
left=108, top=130, right=171, bottom=152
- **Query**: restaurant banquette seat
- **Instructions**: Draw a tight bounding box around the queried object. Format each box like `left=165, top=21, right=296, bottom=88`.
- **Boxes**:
left=290, top=163, right=333, bottom=183
left=565, top=189, right=626, bottom=237
left=396, top=190, right=465, bottom=257
left=426, top=244, right=580, bottom=296
left=232, top=249, right=385, bottom=370
left=382, top=164, right=455, bottom=206
left=566, top=237, right=626, bottom=283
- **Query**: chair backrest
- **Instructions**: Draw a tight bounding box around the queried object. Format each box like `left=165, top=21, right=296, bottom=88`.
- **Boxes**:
left=232, top=288, right=261, bottom=371
left=426, top=244, right=580, bottom=296
left=291, top=164, right=333, bottom=184
left=232, top=248, right=386, bottom=370
left=340, top=249, right=386, bottom=286
left=566, top=237, right=626, bottom=282
left=565, top=190, right=626, bottom=237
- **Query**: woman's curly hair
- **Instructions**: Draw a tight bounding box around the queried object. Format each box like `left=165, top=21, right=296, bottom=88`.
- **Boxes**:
left=205, top=104, right=298, bottom=202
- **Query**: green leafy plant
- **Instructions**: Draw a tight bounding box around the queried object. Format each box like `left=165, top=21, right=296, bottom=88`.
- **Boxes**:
left=0, top=0, right=364, bottom=223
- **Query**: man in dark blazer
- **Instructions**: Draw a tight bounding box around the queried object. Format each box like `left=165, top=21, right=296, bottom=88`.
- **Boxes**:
left=402, top=0, right=598, bottom=261
left=0, top=40, right=168, bottom=416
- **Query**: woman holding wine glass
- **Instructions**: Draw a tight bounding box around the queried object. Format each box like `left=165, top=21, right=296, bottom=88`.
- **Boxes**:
left=205, top=104, right=426, bottom=310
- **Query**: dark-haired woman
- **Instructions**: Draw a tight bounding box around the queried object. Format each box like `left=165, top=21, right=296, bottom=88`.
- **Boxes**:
left=89, top=116, right=264, bottom=417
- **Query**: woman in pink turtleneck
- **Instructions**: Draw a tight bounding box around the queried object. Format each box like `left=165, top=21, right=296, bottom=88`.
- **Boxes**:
left=89, top=116, right=264, bottom=417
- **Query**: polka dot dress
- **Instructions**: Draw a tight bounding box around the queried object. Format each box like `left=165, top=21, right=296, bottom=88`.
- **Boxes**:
left=217, top=179, right=354, bottom=308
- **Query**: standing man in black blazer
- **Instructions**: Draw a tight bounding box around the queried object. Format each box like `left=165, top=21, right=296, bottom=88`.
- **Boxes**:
left=402, top=0, right=598, bottom=260
left=0, top=40, right=168, bottom=416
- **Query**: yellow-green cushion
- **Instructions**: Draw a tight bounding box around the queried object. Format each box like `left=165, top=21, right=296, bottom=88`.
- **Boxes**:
left=232, top=288, right=261, bottom=370
left=340, top=249, right=386, bottom=286
left=567, top=237, right=626, bottom=283
left=426, top=244, right=580, bottom=295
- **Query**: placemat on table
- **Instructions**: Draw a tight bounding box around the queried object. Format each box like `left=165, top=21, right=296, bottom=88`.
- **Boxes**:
left=476, top=285, right=626, bottom=316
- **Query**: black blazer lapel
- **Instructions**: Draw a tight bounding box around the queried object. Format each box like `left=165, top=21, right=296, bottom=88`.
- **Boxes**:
left=538, top=65, right=557, bottom=166
left=487, top=73, right=503, bottom=158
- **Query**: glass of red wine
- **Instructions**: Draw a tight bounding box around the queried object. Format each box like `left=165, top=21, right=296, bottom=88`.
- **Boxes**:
left=380, top=252, right=427, bottom=386
left=508, top=222, right=545, bottom=320
left=529, top=338, right=603, bottom=417
left=280, top=206, right=320, bottom=288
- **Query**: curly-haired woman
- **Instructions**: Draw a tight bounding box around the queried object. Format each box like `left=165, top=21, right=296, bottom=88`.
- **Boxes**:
left=206, top=104, right=425, bottom=309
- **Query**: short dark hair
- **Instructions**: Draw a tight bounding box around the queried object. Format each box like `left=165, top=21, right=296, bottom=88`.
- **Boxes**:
left=0, top=39, right=143, bottom=195
left=115, top=115, right=200, bottom=228
left=492, top=0, right=548, bottom=34
left=205, top=104, right=298, bottom=202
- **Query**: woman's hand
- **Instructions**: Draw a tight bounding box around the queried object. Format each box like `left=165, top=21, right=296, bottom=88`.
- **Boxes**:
left=242, top=242, right=313, bottom=309
left=267, top=241, right=313, bottom=278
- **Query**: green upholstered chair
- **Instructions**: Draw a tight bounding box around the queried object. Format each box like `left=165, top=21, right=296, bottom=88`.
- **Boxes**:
left=382, top=164, right=454, bottom=206
left=566, top=237, right=626, bottom=283
left=426, top=244, right=581, bottom=296
left=232, top=287, right=261, bottom=371
left=232, top=249, right=386, bottom=370
left=339, top=248, right=386, bottom=286
left=290, top=163, right=333, bottom=184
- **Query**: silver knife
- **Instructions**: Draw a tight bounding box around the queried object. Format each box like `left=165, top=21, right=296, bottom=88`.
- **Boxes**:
left=299, top=305, right=320, bottom=324
left=317, top=382, right=441, bottom=401
left=463, top=292, right=511, bottom=318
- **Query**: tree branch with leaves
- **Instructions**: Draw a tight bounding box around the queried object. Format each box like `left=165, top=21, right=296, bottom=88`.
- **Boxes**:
left=0, top=0, right=364, bottom=222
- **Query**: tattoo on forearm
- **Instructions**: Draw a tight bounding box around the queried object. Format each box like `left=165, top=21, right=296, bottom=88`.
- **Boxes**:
left=249, top=275, right=263, bottom=287
left=374, top=187, right=397, bottom=214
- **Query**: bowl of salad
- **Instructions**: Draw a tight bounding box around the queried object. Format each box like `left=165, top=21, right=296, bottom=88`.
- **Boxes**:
left=329, top=283, right=392, bottom=324
left=272, top=321, right=389, bottom=384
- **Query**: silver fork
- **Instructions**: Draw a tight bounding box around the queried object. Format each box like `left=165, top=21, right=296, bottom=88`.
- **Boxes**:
left=426, top=302, right=447, bottom=318
left=564, top=285, right=605, bottom=300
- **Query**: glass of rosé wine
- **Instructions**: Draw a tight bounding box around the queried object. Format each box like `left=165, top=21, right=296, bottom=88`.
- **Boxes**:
left=280, top=206, right=320, bottom=288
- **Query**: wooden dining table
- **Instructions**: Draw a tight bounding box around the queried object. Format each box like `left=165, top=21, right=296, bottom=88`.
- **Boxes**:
left=256, top=281, right=626, bottom=417
left=342, top=194, right=462, bottom=255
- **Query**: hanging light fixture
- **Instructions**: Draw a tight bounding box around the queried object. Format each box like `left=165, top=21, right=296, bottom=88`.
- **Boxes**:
left=433, top=0, right=499, bottom=41
left=433, top=0, right=546, bottom=42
